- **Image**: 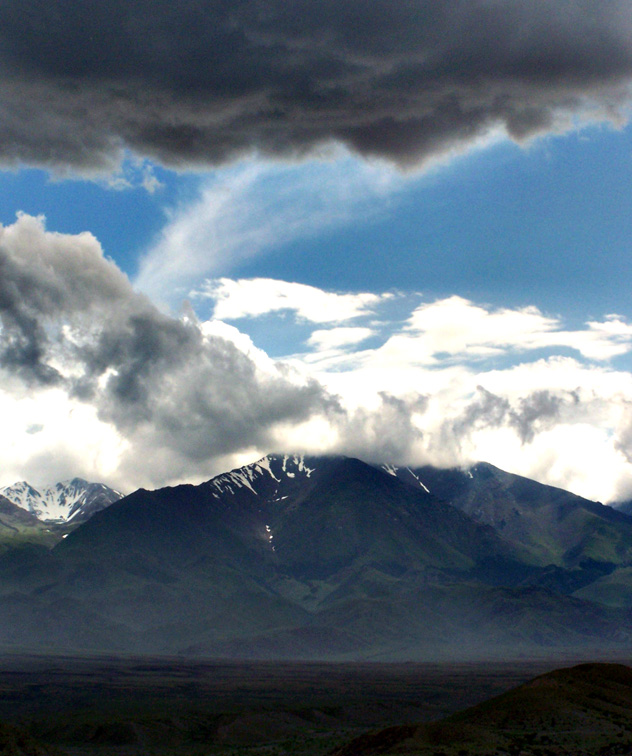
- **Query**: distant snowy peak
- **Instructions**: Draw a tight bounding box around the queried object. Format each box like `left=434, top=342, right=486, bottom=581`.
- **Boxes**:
left=0, top=478, right=123, bottom=523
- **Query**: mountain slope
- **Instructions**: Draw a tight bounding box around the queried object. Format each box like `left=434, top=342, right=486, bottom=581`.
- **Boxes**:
left=57, top=455, right=520, bottom=577
left=1, top=454, right=630, bottom=659
left=388, top=461, right=632, bottom=569
left=0, top=495, right=63, bottom=553
left=333, top=663, right=632, bottom=756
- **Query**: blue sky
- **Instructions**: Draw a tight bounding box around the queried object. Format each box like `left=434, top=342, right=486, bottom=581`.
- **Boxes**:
left=3, top=1, right=632, bottom=501
left=3, top=122, right=631, bottom=325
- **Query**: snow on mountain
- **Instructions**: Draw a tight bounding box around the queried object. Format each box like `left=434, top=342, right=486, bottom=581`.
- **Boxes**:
left=380, top=464, right=431, bottom=493
left=0, top=478, right=124, bottom=523
left=205, top=453, right=321, bottom=502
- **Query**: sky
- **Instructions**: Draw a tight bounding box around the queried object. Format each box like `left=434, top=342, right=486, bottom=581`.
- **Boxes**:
left=3, top=1, right=632, bottom=502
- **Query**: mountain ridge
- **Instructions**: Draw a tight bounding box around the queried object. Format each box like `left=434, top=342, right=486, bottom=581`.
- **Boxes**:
left=0, top=478, right=123, bottom=524
left=2, top=453, right=632, bottom=659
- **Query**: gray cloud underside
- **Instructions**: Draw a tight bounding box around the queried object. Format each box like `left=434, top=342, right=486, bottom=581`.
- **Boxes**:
left=1, top=1, right=632, bottom=172
left=447, top=386, right=570, bottom=447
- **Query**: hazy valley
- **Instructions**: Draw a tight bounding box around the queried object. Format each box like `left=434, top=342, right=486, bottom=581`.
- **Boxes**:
left=3, top=455, right=632, bottom=754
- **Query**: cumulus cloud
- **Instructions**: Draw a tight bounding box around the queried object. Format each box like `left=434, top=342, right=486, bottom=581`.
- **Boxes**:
left=0, top=214, right=342, bottom=488
left=333, top=392, right=429, bottom=465
left=5, top=216, right=632, bottom=502
left=1, top=1, right=632, bottom=174
left=293, top=293, right=632, bottom=501
left=0, top=214, right=131, bottom=385
left=442, top=386, right=571, bottom=450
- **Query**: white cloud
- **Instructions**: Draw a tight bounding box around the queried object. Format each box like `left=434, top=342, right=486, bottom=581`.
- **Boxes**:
left=202, top=278, right=385, bottom=323
left=0, top=386, right=127, bottom=489
left=288, top=293, right=632, bottom=500
left=5, top=218, right=632, bottom=503
left=401, top=296, right=632, bottom=364
left=307, top=327, right=376, bottom=350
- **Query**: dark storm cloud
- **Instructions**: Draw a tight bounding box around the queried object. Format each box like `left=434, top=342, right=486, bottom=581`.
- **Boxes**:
left=1, top=1, right=631, bottom=172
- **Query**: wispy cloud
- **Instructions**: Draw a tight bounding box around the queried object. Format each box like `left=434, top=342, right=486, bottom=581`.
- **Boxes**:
left=135, top=156, right=402, bottom=305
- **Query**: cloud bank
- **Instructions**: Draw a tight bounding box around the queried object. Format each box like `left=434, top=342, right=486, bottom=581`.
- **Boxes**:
left=1, top=1, right=632, bottom=174
left=3, top=215, right=632, bottom=502
left=0, top=214, right=340, bottom=488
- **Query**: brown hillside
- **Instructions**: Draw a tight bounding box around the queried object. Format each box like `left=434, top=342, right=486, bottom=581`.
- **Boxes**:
left=332, top=663, right=632, bottom=756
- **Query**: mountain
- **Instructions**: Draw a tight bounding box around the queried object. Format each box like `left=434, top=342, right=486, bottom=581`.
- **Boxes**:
left=385, top=461, right=632, bottom=595
left=0, top=478, right=123, bottom=524
left=0, top=494, right=58, bottom=553
left=332, top=663, right=632, bottom=756
left=45, top=454, right=531, bottom=656
left=615, top=498, right=632, bottom=515
left=1, top=454, right=631, bottom=659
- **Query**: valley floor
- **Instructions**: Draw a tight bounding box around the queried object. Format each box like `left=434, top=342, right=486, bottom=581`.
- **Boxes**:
left=0, top=654, right=629, bottom=755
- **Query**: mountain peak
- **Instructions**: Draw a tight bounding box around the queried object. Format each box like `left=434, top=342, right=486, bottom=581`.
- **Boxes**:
left=0, top=478, right=123, bottom=523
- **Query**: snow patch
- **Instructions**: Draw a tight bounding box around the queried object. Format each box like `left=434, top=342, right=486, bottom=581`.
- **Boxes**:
left=406, top=468, right=430, bottom=493
left=230, top=471, right=257, bottom=494
left=296, top=455, right=315, bottom=477
left=265, top=524, right=274, bottom=546
left=256, top=456, right=281, bottom=482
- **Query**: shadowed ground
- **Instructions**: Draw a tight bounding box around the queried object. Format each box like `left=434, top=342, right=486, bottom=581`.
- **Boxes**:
left=332, top=662, right=632, bottom=756
left=0, top=655, right=566, bottom=755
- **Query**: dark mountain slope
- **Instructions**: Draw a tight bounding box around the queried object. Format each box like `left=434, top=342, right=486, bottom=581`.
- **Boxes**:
left=1, top=455, right=632, bottom=658
left=393, top=461, right=632, bottom=569
left=43, top=457, right=530, bottom=656
left=615, top=498, right=632, bottom=515
left=56, top=456, right=522, bottom=584
left=265, top=457, right=522, bottom=579
left=333, top=663, right=632, bottom=756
